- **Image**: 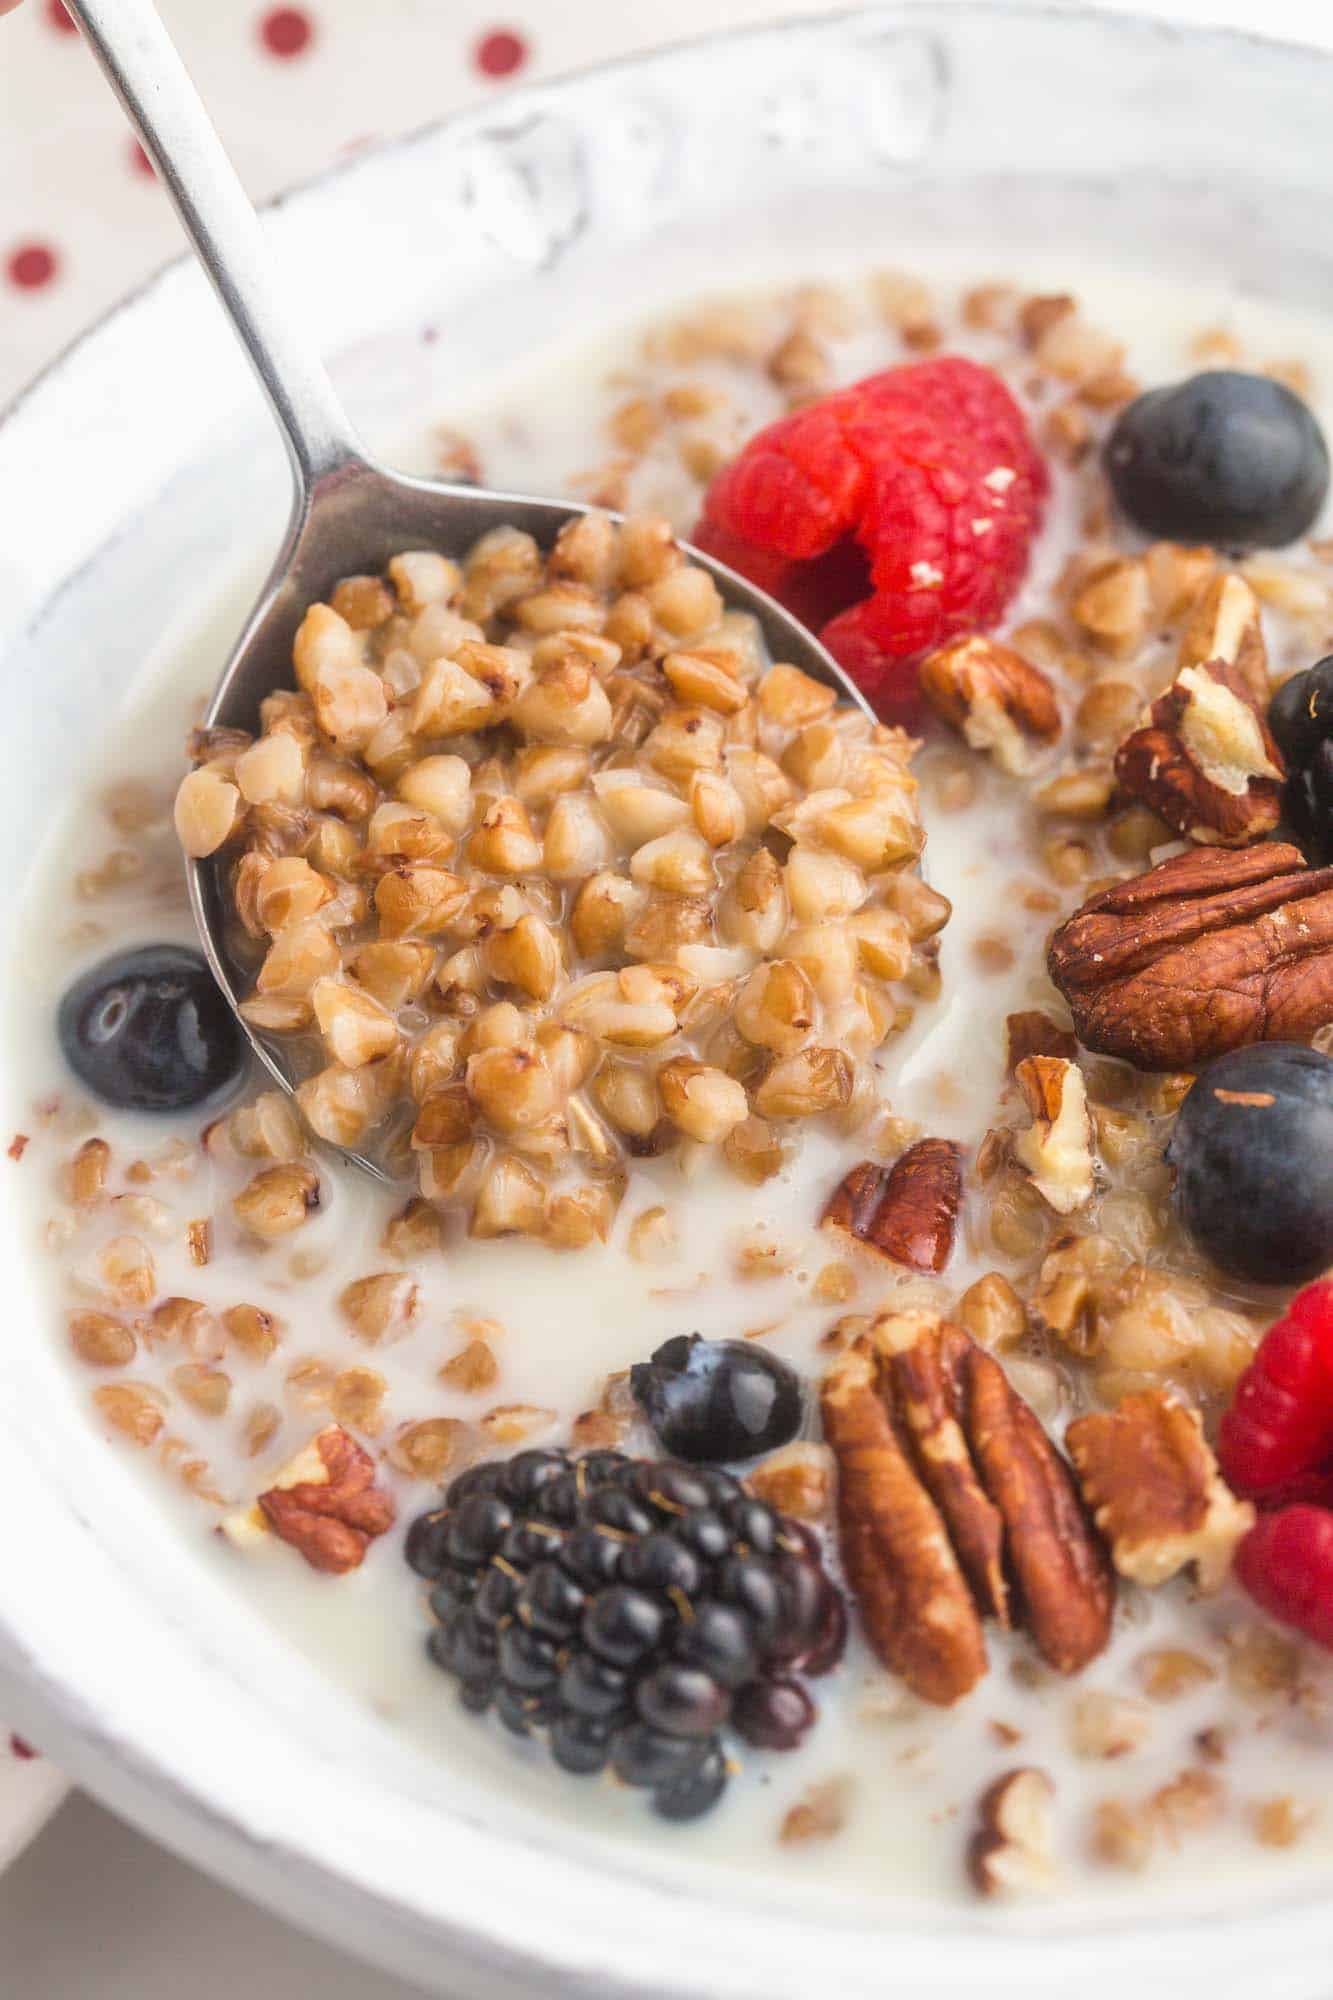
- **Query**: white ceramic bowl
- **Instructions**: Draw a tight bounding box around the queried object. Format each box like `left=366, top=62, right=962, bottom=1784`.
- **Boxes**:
left=5, top=7, right=1333, bottom=1993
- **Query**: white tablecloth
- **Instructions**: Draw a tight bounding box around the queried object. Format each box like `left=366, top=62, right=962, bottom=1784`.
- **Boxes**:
left=2, top=0, right=1332, bottom=1991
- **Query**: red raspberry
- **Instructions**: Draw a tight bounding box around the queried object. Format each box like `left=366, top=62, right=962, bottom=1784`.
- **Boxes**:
left=1234, top=1505, right=1333, bottom=1650
left=1217, top=1280, right=1333, bottom=1502
left=694, top=357, right=1047, bottom=718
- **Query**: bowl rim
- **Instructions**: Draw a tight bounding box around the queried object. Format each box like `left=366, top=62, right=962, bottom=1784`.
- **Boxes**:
left=5, top=5, right=1333, bottom=1994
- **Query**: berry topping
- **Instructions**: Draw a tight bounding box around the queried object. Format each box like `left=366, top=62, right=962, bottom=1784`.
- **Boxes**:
left=1166, top=1044, right=1333, bottom=1283
left=1234, top=1505, right=1333, bottom=1651
left=630, top=1333, right=803, bottom=1464
left=57, top=944, right=245, bottom=1112
left=1269, top=656, right=1333, bottom=863
left=408, top=1447, right=842, bottom=1821
left=693, top=357, right=1047, bottom=716
left=1219, top=1280, right=1333, bottom=1504
left=1104, top=371, right=1330, bottom=548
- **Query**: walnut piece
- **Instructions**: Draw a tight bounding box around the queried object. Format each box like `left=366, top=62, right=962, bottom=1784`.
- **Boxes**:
left=1114, top=659, right=1284, bottom=847
left=819, top=1138, right=964, bottom=1273
left=1012, top=1056, right=1095, bottom=1214
left=1005, top=1010, right=1078, bottom=1072
left=918, top=636, right=1061, bottom=774
left=969, top=1769, right=1058, bottom=1897
left=1047, top=843, right=1333, bottom=1069
left=821, top=1310, right=1113, bottom=1705
left=221, top=1424, right=395, bottom=1574
left=1067, top=1389, right=1255, bottom=1591
left=1177, top=571, right=1268, bottom=702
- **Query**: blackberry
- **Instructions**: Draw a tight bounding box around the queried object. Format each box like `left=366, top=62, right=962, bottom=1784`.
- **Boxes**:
left=409, top=1446, right=843, bottom=1823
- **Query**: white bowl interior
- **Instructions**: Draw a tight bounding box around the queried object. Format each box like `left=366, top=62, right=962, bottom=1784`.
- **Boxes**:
left=5, top=7, right=1333, bottom=1994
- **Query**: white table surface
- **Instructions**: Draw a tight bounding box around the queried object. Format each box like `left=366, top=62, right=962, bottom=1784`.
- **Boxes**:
left=5, top=0, right=1333, bottom=1992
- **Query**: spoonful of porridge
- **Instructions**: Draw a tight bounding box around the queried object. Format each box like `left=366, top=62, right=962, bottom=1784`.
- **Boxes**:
left=63, top=0, right=900, bottom=1193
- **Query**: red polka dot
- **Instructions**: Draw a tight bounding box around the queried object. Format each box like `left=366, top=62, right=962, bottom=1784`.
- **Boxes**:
left=6, top=243, right=59, bottom=292
left=259, top=7, right=314, bottom=59
left=474, top=27, right=528, bottom=79
left=9, top=1735, right=36, bottom=1760
left=128, top=139, right=157, bottom=179
left=45, top=1, right=77, bottom=36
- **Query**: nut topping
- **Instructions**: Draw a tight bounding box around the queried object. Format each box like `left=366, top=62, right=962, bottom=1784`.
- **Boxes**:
left=1114, top=659, right=1284, bottom=847
left=819, top=1138, right=964, bottom=1273
left=821, top=1311, right=1113, bottom=1704
left=221, top=1424, right=395, bottom=1574
left=1177, top=571, right=1268, bottom=704
left=918, top=636, right=1061, bottom=774
left=1047, top=843, right=1333, bottom=1069
left=1005, top=1010, right=1078, bottom=1072
left=968, top=1768, right=1057, bottom=1897
left=1012, top=1056, right=1095, bottom=1214
left=1067, top=1388, right=1255, bottom=1591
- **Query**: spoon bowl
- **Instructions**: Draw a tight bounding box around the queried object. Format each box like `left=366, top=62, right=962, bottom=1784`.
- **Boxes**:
left=67, top=0, right=871, bottom=1181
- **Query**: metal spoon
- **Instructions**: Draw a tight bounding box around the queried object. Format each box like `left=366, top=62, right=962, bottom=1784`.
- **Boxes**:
left=66, top=0, right=870, bottom=1180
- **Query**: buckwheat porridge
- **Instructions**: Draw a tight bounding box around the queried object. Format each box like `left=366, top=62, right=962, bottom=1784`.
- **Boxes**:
left=17, top=258, right=1333, bottom=1908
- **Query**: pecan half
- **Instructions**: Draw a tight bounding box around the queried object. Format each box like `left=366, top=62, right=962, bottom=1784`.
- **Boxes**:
left=1012, top=1056, right=1095, bottom=1214
left=1067, top=1389, right=1254, bottom=1592
left=819, top=1139, right=963, bottom=1273
left=821, top=1311, right=1114, bottom=1704
left=918, top=636, right=1061, bottom=774
left=1114, top=658, right=1284, bottom=847
left=1178, top=572, right=1267, bottom=703
left=222, top=1424, right=396, bottom=1574
left=1047, top=843, right=1333, bottom=1069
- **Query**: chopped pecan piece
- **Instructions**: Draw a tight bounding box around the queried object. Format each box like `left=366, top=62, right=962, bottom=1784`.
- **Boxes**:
left=918, top=636, right=1061, bottom=774
left=1177, top=571, right=1268, bottom=703
left=1067, top=1389, right=1254, bottom=1591
left=1047, top=843, right=1333, bottom=1069
left=969, top=1768, right=1057, bottom=1897
left=819, top=1138, right=964, bottom=1274
left=1006, top=1010, right=1078, bottom=1072
left=221, top=1424, right=395, bottom=1574
left=1114, top=659, right=1284, bottom=847
left=821, top=1311, right=1113, bottom=1704
left=1012, top=1056, right=1095, bottom=1214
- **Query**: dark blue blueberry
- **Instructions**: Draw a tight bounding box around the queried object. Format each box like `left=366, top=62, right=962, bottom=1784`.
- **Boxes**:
left=1167, top=1043, right=1333, bottom=1283
left=1105, top=371, right=1330, bottom=547
left=57, top=945, right=244, bottom=1112
left=1270, top=656, right=1333, bottom=767
left=652, top=1741, right=729, bottom=1821
left=557, top=1649, right=630, bottom=1722
left=404, top=1508, right=452, bottom=1579
left=634, top=1664, right=729, bottom=1739
left=582, top=1587, right=665, bottom=1667
left=550, top=1713, right=614, bottom=1776
left=671, top=1603, right=756, bottom=1690
left=630, top=1334, right=802, bottom=1464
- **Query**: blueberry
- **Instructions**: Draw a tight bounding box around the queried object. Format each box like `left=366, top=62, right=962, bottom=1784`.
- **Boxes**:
left=1167, top=1043, right=1333, bottom=1282
left=57, top=945, right=244, bottom=1112
left=1105, top=371, right=1330, bottom=547
left=634, top=1664, right=729, bottom=1739
left=1269, top=656, right=1333, bottom=766
left=630, top=1334, right=803, bottom=1463
left=731, top=1676, right=815, bottom=1752
left=652, top=1741, right=729, bottom=1822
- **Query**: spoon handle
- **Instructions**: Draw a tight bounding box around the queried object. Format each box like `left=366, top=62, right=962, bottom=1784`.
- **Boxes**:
left=64, top=0, right=363, bottom=495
